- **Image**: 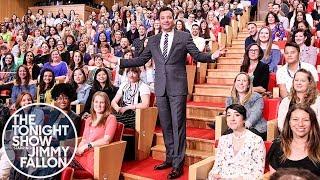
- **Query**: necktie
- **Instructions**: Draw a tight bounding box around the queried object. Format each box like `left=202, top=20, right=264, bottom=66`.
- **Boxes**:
left=163, top=33, right=169, bottom=59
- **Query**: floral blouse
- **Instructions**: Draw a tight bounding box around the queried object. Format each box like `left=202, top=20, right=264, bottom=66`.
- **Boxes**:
left=208, top=130, right=266, bottom=179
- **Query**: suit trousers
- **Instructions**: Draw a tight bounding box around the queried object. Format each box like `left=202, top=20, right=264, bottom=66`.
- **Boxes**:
left=156, top=94, right=187, bottom=169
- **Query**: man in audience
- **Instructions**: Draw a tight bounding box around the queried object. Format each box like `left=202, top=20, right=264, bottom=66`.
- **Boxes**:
left=126, top=20, right=139, bottom=44
left=276, top=42, right=318, bottom=98
left=273, top=3, right=289, bottom=30
left=114, top=37, right=130, bottom=57
left=217, top=6, right=230, bottom=28
left=191, top=24, right=206, bottom=52
left=132, top=25, right=147, bottom=57
left=245, top=23, right=258, bottom=49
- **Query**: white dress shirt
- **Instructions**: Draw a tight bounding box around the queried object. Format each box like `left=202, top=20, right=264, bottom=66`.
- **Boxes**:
left=160, top=29, right=174, bottom=55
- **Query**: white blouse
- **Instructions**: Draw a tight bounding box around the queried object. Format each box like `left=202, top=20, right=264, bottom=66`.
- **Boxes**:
left=208, top=130, right=266, bottom=180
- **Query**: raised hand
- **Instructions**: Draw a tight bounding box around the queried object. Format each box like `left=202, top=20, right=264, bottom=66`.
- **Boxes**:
left=105, top=53, right=118, bottom=64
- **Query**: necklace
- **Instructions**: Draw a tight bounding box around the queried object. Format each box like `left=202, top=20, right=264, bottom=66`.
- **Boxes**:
left=232, top=130, right=246, bottom=140
left=287, top=62, right=301, bottom=79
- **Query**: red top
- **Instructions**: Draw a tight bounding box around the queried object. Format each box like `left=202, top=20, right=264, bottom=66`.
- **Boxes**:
left=75, top=114, right=117, bottom=175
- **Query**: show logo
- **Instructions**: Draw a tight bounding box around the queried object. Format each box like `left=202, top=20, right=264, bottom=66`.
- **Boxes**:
left=2, top=103, right=77, bottom=179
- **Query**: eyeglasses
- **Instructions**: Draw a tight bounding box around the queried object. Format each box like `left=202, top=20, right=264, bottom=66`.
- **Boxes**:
left=249, top=49, right=259, bottom=53
left=57, top=95, right=69, bottom=101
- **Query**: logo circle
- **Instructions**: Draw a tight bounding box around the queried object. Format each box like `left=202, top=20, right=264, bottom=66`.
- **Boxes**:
left=2, top=103, right=78, bottom=179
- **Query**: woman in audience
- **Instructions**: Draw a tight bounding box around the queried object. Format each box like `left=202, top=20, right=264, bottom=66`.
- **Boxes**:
left=78, top=41, right=91, bottom=64
left=291, top=11, right=310, bottom=32
left=277, top=69, right=320, bottom=131
left=226, top=72, right=267, bottom=140
left=199, top=20, right=211, bottom=40
left=42, top=49, right=68, bottom=81
left=265, top=12, right=286, bottom=41
left=11, top=65, right=37, bottom=104
left=114, top=49, right=133, bottom=87
left=208, top=104, right=265, bottom=179
left=84, top=68, right=117, bottom=113
left=175, top=19, right=190, bottom=33
left=69, top=67, right=91, bottom=105
left=15, top=92, right=44, bottom=122
left=22, top=51, right=41, bottom=81
left=69, top=91, right=117, bottom=176
left=47, top=37, right=57, bottom=51
left=290, top=3, right=314, bottom=29
left=0, top=53, right=17, bottom=93
left=240, top=43, right=269, bottom=94
left=296, top=20, right=315, bottom=46
left=34, top=42, right=51, bottom=65
left=56, top=40, right=70, bottom=64
left=111, top=67, right=150, bottom=129
left=268, top=104, right=320, bottom=176
left=147, top=19, right=161, bottom=37
left=15, top=42, right=27, bottom=66
left=292, top=29, right=317, bottom=66
left=257, top=26, right=281, bottom=73
left=111, top=30, right=122, bottom=49
left=37, top=68, right=55, bottom=104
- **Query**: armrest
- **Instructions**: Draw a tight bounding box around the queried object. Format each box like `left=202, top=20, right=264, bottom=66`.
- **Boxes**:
left=135, top=107, right=158, bottom=160
left=93, top=141, right=127, bottom=180
left=267, top=119, right=278, bottom=141
left=189, top=156, right=215, bottom=180
left=76, top=104, right=85, bottom=115
left=215, top=115, right=227, bottom=140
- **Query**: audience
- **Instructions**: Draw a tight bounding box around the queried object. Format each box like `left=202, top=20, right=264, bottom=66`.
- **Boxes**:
left=257, top=26, right=281, bottom=73
left=225, top=72, right=267, bottom=140
left=68, top=91, right=117, bottom=176
left=292, top=29, right=317, bottom=66
left=36, top=68, right=55, bottom=103
left=240, top=43, right=269, bottom=94
left=276, top=43, right=318, bottom=98
left=277, top=69, right=320, bottom=131
left=208, top=104, right=265, bottom=179
left=267, top=104, right=320, bottom=177
left=111, top=67, right=150, bottom=129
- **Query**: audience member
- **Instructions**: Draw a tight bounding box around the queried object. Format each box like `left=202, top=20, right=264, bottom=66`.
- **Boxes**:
left=267, top=104, right=320, bottom=177
left=208, top=104, right=265, bottom=179
left=276, top=43, right=318, bottom=98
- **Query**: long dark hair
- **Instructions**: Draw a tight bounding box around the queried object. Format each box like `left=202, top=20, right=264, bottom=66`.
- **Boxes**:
left=39, top=68, right=55, bottom=94
left=15, top=65, right=31, bottom=86
left=240, top=43, right=264, bottom=73
left=281, top=104, right=320, bottom=165
left=265, top=12, right=280, bottom=25
left=292, top=28, right=312, bottom=46
left=69, top=50, right=84, bottom=71
left=92, top=68, right=113, bottom=91
left=22, top=51, right=35, bottom=65
left=70, top=67, right=87, bottom=90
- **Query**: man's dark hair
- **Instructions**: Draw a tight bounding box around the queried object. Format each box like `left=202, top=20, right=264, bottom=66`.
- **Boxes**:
left=285, top=42, right=300, bottom=53
left=192, top=24, right=200, bottom=28
left=273, top=3, right=281, bottom=8
left=247, top=22, right=257, bottom=27
left=51, top=83, right=77, bottom=101
left=157, top=6, right=174, bottom=18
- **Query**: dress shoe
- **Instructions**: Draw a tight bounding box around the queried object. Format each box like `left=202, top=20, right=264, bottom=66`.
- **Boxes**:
left=167, top=168, right=183, bottom=179
left=154, top=161, right=172, bottom=170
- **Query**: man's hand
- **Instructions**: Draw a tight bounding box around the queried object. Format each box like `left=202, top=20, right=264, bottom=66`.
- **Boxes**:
left=212, top=48, right=227, bottom=59
left=105, top=53, right=118, bottom=64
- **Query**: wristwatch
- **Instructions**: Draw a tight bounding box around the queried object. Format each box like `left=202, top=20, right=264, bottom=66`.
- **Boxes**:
left=87, top=143, right=93, bottom=149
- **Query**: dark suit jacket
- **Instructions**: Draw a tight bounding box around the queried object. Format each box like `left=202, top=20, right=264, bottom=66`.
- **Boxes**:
left=120, top=30, right=214, bottom=96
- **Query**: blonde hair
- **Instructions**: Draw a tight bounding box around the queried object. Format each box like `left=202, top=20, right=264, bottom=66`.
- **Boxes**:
left=230, top=72, right=253, bottom=105
left=90, top=91, right=112, bottom=126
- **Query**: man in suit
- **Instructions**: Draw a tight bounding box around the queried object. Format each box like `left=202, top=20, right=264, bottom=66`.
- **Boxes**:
left=106, top=7, right=224, bottom=179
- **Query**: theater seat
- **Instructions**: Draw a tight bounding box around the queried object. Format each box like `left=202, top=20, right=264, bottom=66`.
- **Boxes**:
left=263, top=98, right=280, bottom=141
left=61, top=122, right=126, bottom=180
left=267, top=73, right=277, bottom=92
